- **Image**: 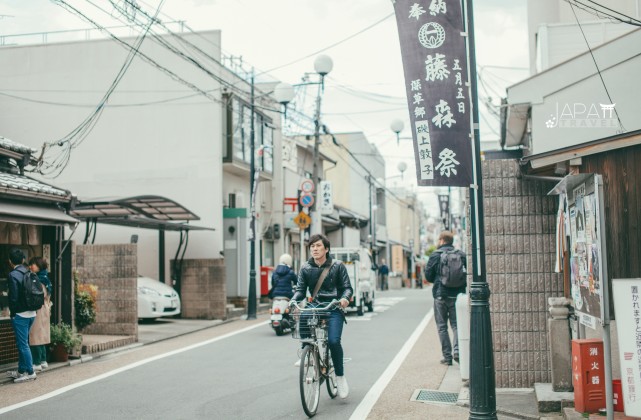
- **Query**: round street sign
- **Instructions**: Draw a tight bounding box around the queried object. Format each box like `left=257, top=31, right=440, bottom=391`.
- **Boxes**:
left=300, top=179, right=315, bottom=193
left=299, top=193, right=314, bottom=208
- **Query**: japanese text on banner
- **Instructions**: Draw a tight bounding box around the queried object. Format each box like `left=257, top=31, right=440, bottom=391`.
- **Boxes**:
left=393, top=0, right=473, bottom=186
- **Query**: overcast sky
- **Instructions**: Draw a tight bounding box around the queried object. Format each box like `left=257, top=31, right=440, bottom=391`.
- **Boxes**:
left=0, top=0, right=530, bottom=215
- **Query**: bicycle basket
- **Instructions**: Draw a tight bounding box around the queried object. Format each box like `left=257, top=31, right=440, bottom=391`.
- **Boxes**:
left=291, top=309, right=331, bottom=340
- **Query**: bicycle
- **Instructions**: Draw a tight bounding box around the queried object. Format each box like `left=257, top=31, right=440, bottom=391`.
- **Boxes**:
left=290, top=299, right=341, bottom=418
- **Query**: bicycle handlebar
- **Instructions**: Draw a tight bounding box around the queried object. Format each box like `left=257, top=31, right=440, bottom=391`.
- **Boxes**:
left=289, top=299, right=341, bottom=311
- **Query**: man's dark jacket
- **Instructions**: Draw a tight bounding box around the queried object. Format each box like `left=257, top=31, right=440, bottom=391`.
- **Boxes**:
left=424, top=244, right=467, bottom=299
left=8, top=265, right=29, bottom=317
left=293, top=257, right=353, bottom=303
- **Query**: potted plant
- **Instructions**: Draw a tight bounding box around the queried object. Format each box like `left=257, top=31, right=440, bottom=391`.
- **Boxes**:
left=49, top=322, right=82, bottom=363
left=74, top=272, right=98, bottom=332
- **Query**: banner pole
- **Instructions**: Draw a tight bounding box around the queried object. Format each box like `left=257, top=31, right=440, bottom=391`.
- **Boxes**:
left=464, top=0, right=497, bottom=418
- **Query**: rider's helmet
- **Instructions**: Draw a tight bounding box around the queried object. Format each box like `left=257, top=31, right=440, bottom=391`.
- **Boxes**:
left=279, top=253, right=293, bottom=267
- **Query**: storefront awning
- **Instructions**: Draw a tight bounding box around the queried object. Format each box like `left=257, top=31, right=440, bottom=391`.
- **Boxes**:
left=97, top=216, right=214, bottom=231
left=70, top=195, right=214, bottom=232
left=0, top=201, right=78, bottom=225
left=70, top=195, right=200, bottom=221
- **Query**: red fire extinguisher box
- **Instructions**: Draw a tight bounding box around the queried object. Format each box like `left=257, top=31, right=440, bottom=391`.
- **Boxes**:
left=572, top=339, right=606, bottom=413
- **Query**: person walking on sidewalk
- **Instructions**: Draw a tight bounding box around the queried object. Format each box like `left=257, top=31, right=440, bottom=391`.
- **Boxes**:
left=292, top=234, right=353, bottom=399
left=29, top=257, right=52, bottom=372
left=378, top=259, right=389, bottom=291
left=425, top=231, right=467, bottom=366
left=6, top=249, right=38, bottom=383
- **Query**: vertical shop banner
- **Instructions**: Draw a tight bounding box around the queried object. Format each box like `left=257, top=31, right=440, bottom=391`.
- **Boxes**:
left=438, top=194, right=450, bottom=230
left=319, top=181, right=333, bottom=215
left=612, top=278, right=641, bottom=417
left=393, top=0, right=473, bottom=186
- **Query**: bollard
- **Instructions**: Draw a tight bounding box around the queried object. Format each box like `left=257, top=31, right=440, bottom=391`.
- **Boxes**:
left=456, top=293, right=470, bottom=380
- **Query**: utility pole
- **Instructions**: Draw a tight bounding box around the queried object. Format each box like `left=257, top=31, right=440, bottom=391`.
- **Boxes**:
left=247, top=69, right=257, bottom=320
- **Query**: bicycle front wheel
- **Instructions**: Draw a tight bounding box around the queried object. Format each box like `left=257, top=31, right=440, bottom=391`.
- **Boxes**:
left=300, top=345, right=321, bottom=417
left=325, top=347, right=338, bottom=399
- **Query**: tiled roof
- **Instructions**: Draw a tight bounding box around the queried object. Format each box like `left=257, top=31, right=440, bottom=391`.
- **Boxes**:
left=0, top=136, right=37, bottom=155
left=0, top=172, right=71, bottom=201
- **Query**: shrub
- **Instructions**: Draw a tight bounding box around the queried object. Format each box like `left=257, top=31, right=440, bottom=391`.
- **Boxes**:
left=74, top=273, right=98, bottom=331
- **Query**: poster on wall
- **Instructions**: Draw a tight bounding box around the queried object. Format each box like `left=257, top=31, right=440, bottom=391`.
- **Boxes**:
left=567, top=179, right=603, bottom=328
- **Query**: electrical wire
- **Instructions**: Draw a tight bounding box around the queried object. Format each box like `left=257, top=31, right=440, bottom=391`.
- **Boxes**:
left=567, top=1, right=626, bottom=132
left=258, top=12, right=394, bottom=75
left=563, top=0, right=641, bottom=26
left=36, top=0, right=166, bottom=178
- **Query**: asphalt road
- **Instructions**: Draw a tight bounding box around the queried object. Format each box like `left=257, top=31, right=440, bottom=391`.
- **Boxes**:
left=1, top=288, right=433, bottom=420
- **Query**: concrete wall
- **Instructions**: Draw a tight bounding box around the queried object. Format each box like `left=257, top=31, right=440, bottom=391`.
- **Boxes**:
left=75, top=244, right=138, bottom=337
left=483, top=159, right=564, bottom=388
left=174, top=259, right=226, bottom=320
left=0, top=31, right=225, bottom=281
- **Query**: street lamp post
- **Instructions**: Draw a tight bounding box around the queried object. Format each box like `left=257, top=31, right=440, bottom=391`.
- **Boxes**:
left=247, top=75, right=294, bottom=320
left=310, top=54, right=333, bottom=236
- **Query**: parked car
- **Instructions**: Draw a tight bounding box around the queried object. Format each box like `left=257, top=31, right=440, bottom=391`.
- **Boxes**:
left=137, top=276, right=181, bottom=321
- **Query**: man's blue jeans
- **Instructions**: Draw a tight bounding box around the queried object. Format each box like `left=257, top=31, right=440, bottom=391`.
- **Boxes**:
left=434, top=296, right=458, bottom=361
left=300, top=305, right=346, bottom=376
left=12, top=315, right=35, bottom=374
left=326, top=309, right=345, bottom=376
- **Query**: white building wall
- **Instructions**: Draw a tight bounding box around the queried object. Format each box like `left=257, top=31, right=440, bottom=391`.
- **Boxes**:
left=0, top=31, right=226, bottom=279
left=527, top=0, right=640, bottom=73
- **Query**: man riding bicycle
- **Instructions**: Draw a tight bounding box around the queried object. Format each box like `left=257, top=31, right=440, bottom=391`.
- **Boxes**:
left=292, top=233, right=353, bottom=399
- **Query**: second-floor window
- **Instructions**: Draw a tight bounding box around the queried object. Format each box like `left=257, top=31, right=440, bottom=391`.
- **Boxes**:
left=225, top=95, right=274, bottom=174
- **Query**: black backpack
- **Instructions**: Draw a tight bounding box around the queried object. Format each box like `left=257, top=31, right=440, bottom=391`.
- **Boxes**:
left=438, top=249, right=467, bottom=288
left=22, top=271, right=45, bottom=311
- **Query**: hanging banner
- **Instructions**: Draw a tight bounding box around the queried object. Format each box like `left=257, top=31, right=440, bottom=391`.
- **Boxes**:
left=319, top=181, right=333, bottom=215
left=393, top=0, right=473, bottom=186
left=438, top=194, right=450, bottom=230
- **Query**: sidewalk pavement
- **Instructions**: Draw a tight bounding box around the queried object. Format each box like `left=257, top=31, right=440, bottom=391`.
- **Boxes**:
left=366, top=310, right=563, bottom=420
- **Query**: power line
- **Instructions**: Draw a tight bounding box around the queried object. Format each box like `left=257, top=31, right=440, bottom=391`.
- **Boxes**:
left=37, top=0, right=166, bottom=178
left=583, top=0, right=641, bottom=24
left=567, top=1, right=626, bottom=132
left=563, top=0, right=641, bottom=26
left=259, top=12, right=394, bottom=75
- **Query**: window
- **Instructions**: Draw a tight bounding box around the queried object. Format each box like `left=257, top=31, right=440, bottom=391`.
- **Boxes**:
left=224, top=95, right=274, bottom=174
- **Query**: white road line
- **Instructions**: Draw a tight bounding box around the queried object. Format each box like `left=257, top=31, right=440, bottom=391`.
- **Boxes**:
left=349, top=309, right=434, bottom=420
left=0, top=321, right=266, bottom=415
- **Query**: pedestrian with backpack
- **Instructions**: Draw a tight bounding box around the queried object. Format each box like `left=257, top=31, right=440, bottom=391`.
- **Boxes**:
left=6, top=249, right=42, bottom=383
left=29, top=257, right=52, bottom=372
left=424, top=231, right=467, bottom=366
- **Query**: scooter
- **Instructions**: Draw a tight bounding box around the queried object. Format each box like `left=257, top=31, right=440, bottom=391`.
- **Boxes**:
left=270, top=297, right=293, bottom=336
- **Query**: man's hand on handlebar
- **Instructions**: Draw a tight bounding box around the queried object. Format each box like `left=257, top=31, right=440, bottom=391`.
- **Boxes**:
left=339, top=298, right=349, bottom=309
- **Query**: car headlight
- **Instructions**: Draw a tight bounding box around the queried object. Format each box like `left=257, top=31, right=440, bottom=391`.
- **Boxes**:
left=138, top=286, right=162, bottom=297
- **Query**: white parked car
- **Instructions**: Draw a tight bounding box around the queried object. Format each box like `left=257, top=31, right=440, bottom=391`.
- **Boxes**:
left=137, top=276, right=181, bottom=320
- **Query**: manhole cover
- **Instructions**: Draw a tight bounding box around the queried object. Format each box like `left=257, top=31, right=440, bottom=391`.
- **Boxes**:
left=411, top=389, right=459, bottom=405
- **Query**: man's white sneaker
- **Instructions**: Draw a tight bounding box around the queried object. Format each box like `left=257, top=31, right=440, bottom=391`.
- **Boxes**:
left=294, top=359, right=301, bottom=367
left=6, top=370, right=19, bottom=379
left=336, top=375, right=349, bottom=399
left=13, top=372, right=36, bottom=383
left=33, top=364, right=43, bottom=372
left=41, top=361, right=48, bottom=369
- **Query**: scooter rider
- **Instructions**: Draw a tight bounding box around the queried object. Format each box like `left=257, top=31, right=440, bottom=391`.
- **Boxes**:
left=271, top=254, right=296, bottom=299
left=291, top=233, right=353, bottom=399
